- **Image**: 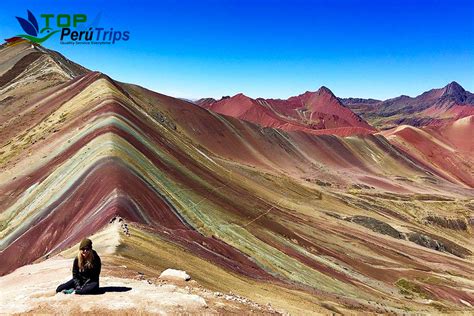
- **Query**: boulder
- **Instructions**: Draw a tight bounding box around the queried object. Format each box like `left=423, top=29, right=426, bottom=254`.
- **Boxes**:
left=159, top=269, right=191, bottom=281
left=406, top=232, right=471, bottom=258
left=423, top=215, right=467, bottom=231
left=348, top=215, right=403, bottom=239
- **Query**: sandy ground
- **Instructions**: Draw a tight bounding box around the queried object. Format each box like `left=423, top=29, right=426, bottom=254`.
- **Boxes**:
left=0, top=257, right=278, bottom=315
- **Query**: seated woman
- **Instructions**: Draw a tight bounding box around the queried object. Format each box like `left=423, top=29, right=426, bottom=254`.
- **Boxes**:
left=56, top=238, right=101, bottom=295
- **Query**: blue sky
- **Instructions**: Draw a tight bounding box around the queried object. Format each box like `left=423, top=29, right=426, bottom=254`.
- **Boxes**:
left=1, top=0, right=473, bottom=100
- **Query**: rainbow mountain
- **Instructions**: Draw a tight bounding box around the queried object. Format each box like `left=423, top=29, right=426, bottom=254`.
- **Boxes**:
left=0, top=41, right=473, bottom=314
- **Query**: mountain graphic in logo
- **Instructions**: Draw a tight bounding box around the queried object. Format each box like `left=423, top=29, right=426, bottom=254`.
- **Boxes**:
left=8, top=10, right=59, bottom=44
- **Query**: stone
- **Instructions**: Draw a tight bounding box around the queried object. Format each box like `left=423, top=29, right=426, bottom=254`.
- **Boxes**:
left=159, top=268, right=191, bottom=281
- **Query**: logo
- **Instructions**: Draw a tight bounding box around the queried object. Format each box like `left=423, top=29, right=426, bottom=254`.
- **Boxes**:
left=6, top=10, right=130, bottom=46
left=13, top=10, right=59, bottom=44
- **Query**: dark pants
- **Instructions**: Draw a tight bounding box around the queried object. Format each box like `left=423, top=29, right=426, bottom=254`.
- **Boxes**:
left=56, top=279, right=99, bottom=295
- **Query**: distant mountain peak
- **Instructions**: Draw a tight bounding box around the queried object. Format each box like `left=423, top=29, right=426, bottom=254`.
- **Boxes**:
left=446, top=80, right=462, bottom=88
left=227, top=93, right=256, bottom=104
left=297, top=86, right=336, bottom=101
left=317, top=86, right=335, bottom=96
left=443, top=81, right=465, bottom=96
left=233, top=92, right=249, bottom=98
left=287, top=86, right=373, bottom=128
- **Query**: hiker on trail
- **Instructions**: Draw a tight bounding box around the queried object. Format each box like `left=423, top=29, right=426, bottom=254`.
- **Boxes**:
left=56, top=238, right=101, bottom=295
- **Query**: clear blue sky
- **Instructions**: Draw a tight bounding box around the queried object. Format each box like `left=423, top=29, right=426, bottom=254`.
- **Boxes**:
left=1, top=0, right=473, bottom=100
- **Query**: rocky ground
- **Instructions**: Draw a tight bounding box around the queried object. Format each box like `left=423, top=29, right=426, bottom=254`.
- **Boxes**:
left=0, top=220, right=281, bottom=315
left=0, top=256, right=281, bottom=315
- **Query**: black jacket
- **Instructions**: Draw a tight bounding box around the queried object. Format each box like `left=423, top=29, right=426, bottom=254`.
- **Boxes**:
left=72, top=250, right=101, bottom=287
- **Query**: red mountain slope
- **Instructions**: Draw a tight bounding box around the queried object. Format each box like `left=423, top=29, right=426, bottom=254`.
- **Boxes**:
left=381, top=115, right=474, bottom=187
left=202, top=87, right=376, bottom=136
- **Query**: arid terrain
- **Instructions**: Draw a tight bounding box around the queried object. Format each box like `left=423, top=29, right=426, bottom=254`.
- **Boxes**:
left=1, top=40, right=473, bottom=314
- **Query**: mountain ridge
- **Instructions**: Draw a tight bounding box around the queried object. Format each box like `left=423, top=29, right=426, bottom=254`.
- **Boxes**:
left=197, top=81, right=474, bottom=131
left=341, top=81, right=474, bottom=129
left=197, top=86, right=376, bottom=136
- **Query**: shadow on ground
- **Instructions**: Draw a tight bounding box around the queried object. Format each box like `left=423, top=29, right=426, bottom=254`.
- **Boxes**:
left=94, top=286, right=132, bottom=294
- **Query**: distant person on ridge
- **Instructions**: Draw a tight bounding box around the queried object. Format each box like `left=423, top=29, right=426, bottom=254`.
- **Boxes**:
left=56, top=238, right=101, bottom=295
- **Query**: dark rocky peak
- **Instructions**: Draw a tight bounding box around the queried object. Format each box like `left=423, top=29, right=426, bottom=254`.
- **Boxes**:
left=443, top=81, right=465, bottom=96
left=440, top=81, right=471, bottom=103
left=317, top=86, right=336, bottom=97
